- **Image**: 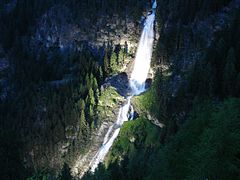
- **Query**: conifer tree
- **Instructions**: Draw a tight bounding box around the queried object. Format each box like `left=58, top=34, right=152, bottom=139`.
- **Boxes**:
left=88, top=87, right=95, bottom=106
left=223, top=48, right=237, bottom=96
left=59, top=163, right=72, bottom=180
left=235, top=73, right=240, bottom=97
left=93, top=77, right=98, bottom=92
left=118, top=48, right=125, bottom=65
left=110, top=51, right=118, bottom=73
left=99, top=66, right=104, bottom=81
left=80, top=109, right=88, bottom=136
left=103, top=51, right=110, bottom=76
left=85, top=73, right=91, bottom=90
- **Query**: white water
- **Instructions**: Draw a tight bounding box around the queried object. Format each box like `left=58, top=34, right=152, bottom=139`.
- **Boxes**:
left=130, top=8, right=155, bottom=95
left=89, top=1, right=156, bottom=172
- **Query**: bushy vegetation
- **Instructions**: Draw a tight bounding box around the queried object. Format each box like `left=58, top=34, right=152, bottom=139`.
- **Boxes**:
left=0, top=0, right=149, bottom=178
left=1, top=0, right=239, bottom=179
left=149, top=98, right=240, bottom=180
left=0, top=44, right=102, bottom=177
left=83, top=118, right=162, bottom=180
left=85, top=98, right=240, bottom=180
left=84, top=0, right=240, bottom=179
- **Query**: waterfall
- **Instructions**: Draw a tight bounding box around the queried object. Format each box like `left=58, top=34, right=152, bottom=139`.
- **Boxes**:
left=89, top=1, right=156, bottom=172
left=130, top=9, right=155, bottom=95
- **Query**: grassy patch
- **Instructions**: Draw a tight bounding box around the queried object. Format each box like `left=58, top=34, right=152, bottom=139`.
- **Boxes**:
left=97, top=86, right=124, bottom=122
left=106, top=117, right=161, bottom=165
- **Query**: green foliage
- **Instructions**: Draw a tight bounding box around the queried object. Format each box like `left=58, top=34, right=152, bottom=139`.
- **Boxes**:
left=59, top=163, right=72, bottom=180
left=0, top=45, right=102, bottom=175
left=103, top=51, right=110, bottom=76
left=86, top=2, right=240, bottom=180
left=84, top=118, right=161, bottom=180
left=150, top=99, right=240, bottom=180
left=110, top=51, right=118, bottom=74
left=188, top=11, right=240, bottom=98
left=103, top=46, right=128, bottom=76
left=158, top=0, right=231, bottom=24
left=132, top=69, right=168, bottom=121
left=223, top=48, right=237, bottom=96
left=97, top=86, right=124, bottom=123
left=118, top=48, right=125, bottom=65
left=0, top=133, right=28, bottom=179
left=27, top=169, right=50, bottom=180
left=86, top=99, right=240, bottom=180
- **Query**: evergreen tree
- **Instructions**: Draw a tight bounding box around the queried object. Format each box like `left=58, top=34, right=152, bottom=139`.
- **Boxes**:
left=88, top=105, right=94, bottom=121
left=223, top=48, right=237, bottom=96
left=92, top=77, right=98, bottom=92
left=80, top=109, right=88, bottom=135
left=118, top=48, right=125, bottom=65
left=88, top=87, right=95, bottom=106
left=103, top=51, right=110, bottom=76
left=110, top=51, right=118, bottom=73
left=235, top=73, right=240, bottom=97
left=79, top=99, right=85, bottom=111
left=85, top=73, right=91, bottom=90
left=59, top=163, right=72, bottom=180
left=99, top=66, right=104, bottom=81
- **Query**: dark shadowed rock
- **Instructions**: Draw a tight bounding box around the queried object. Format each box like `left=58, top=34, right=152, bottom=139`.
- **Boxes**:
left=145, top=78, right=152, bottom=89
left=105, top=72, right=132, bottom=97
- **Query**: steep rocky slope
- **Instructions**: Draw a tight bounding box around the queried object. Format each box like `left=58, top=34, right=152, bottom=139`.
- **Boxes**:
left=0, top=0, right=151, bottom=178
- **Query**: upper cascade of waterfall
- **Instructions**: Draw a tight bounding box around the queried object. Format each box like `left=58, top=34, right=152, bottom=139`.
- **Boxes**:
left=152, top=0, right=157, bottom=9
left=129, top=0, right=156, bottom=95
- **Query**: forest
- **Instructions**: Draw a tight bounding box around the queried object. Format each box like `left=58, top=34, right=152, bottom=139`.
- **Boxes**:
left=84, top=0, right=240, bottom=179
left=0, top=0, right=240, bottom=179
left=0, top=0, right=145, bottom=178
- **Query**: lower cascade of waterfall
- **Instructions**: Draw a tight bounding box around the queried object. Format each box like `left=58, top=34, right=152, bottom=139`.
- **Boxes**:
left=89, top=0, right=157, bottom=172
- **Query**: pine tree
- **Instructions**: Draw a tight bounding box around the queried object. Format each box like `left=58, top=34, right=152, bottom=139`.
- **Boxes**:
left=99, top=66, right=104, bottom=81
left=223, top=48, right=237, bottom=96
left=88, top=105, right=94, bottom=120
left=80, top=109, right=88, bottom=137
left=59, top=163, right=72, bottom=180
left=85, top=73, right=91, bottom=90
left=118, top=48, right=125, bottom=65
left=234, top=73, right=240, bottom=97
left=88, top=87, right=95, bottom=106
left=95, top=88, right=100, bottom=104
left=103, top=51, right=110, bottom=76
left=92, top=77, right=98, bottom=92
left=110, top=51, right=118, bottom=73
left=79, top=99, right=85, bottom=111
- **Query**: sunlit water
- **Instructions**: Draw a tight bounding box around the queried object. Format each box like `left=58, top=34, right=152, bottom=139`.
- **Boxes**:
left=89, top=1, right=156, bottom=172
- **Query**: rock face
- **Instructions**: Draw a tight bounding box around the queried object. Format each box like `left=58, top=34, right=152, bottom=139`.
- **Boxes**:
left=31, top=5, right=142, bottom=55
left=72, top=121, right=115, bottom=178
left=159, top=0, right=240, bottom=98
left=105, top=72, right=132, bottom=97
left=149, top=0, right=240, bottom=128
left=72, top=86, right=125, bottom=177
left=0, top=46, right=9, bottom=100
left=0, top=0, right=17, bottom=15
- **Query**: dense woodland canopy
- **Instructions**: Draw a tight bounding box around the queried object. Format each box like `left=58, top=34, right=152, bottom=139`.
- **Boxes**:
left=0, top=0, right=240, bottom=179
left=84, top=0, right=240, bottom=179
left=0, top=0, right=146, bottom=178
